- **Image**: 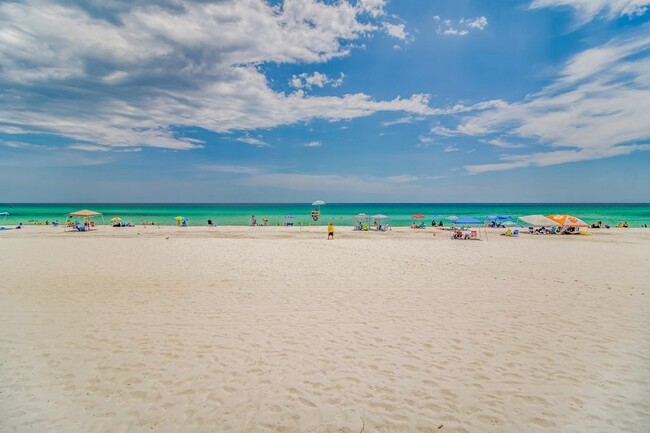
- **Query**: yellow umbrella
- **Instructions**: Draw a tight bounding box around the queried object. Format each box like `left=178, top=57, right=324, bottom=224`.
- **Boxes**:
left=111, top=217, right=122, bottom=222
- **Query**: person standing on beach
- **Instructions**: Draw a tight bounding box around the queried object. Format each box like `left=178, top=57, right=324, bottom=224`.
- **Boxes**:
left=327, top=222, right=334, bottom=240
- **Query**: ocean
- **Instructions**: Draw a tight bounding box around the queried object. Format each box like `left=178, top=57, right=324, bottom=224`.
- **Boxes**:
left=1, top=203, right=649, bottom=227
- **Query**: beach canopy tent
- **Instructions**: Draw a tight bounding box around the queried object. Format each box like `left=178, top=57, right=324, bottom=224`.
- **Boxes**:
left=485, top=215, right=514, bottom=223
left=546, top=214, right=589, bottom=227
left=68, top=209, right=103, bottom=229
left=519, top=214, right=560, bottom=227
left=353, top=213, right=370, bottom=230
left=454, top=217, right=487, bottom=240
left=451, top=217, right=487, bottom=240
left=453, top=217, right=484, bottom=225
left=371, top=214, right=391, bottom=230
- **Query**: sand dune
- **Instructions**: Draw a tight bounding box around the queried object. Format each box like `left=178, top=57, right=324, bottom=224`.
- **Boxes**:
left=1, top=226, right=649, bottom=432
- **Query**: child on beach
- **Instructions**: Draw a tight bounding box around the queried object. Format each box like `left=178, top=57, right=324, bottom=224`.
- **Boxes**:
left=327, top=222, right=334, bottom=240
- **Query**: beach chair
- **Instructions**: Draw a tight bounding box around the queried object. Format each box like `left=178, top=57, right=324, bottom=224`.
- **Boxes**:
left=511, top=229, right=519, bottom=237
left=501, top=229, right=512, bottom=236
left=550, top=227, right=557, bottom=234
left=470, top=230, right=478, bottom=239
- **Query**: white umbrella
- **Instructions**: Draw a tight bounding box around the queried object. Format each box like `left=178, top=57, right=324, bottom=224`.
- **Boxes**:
left=519, top=214, right=559, bottom=226
left=312, top=200, right=326, bottom=206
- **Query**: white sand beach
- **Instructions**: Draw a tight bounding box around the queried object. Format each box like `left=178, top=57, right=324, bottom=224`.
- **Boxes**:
left=1, top=226, right=649, bottom=433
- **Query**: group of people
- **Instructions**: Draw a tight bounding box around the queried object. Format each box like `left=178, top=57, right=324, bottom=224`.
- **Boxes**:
left=250, top=215, right=271, bottom=226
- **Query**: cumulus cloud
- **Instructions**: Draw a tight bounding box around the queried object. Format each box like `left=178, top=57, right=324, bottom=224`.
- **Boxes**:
left=434, top=15, right=488, bottom=36
left=530, top=0, right=649, bottom=22
left=382, top=22, right=408, bottom=40
left=460, top=30, right=650, bottom=173
left=0, top=0, right=441, bottom=151
left=289, top=72, right=344, bottom=90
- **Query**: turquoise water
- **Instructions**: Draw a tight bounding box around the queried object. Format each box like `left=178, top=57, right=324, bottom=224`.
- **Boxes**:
left=1, top=203, right=649, bottom=227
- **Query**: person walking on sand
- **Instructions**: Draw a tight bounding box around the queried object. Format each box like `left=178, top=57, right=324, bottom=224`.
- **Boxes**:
left=327, top=222, right=334, bottom=240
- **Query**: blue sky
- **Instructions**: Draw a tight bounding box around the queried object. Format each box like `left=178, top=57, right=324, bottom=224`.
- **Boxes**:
left=1, top=0, right=649, bottom=202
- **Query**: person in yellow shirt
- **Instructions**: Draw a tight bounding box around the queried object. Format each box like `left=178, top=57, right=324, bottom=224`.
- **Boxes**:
left=327, top=222, right=334, bottom=240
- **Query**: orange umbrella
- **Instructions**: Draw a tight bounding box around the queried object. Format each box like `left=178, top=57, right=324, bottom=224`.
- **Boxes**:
left=411, top=214, right=425, bottom=219
left=546, top=214, right=588, bottom=227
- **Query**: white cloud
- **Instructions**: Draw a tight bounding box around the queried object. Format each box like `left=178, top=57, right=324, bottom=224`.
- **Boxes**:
left=382, top=115, right=425, bottom=126
left=460, top=31, right=650, bottom=173
left=483, top=137, right=525, bottom=149
left=530, top=0, right=649, bottom=22
left=434, top=15, right=488, bottom=36
left=68, top=143, right=143, bottom=152
left=304, top=141, right=322, bottom=147
left=356, top=0, right=386, bottom=18
left=0, top=0, right=439, bottom=151
left=289, top=72, right=344, bottom=90
left=236, top=135, right=269, bottom=147
left=461, top=16, right=488, bottom=30
left=382, top=22, right=408, bottom=40
left=430, top=125, right=460, bottom=137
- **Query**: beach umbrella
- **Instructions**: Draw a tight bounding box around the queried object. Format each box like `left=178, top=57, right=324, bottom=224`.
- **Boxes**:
left=312, top=200, right=326, bottom=206
left=68, top=209, right=103, bottom=229
left=69, top=209, right=102, bottom=217
left=111, top=217, right=122, bottom=222
left=0, top=212, right=8, bottom=224
left=446, top=215, right=459, bottom=221
left=519, top=214, right=559, bottom=227
left=546, top=214, right=589, bottom=227
left=411, top=214, right=425, bottom=219
left=175, top=216, right=183, bottom=221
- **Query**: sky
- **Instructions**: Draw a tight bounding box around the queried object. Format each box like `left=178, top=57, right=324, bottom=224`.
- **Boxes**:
left=1, top=0, right=649, bottom=203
